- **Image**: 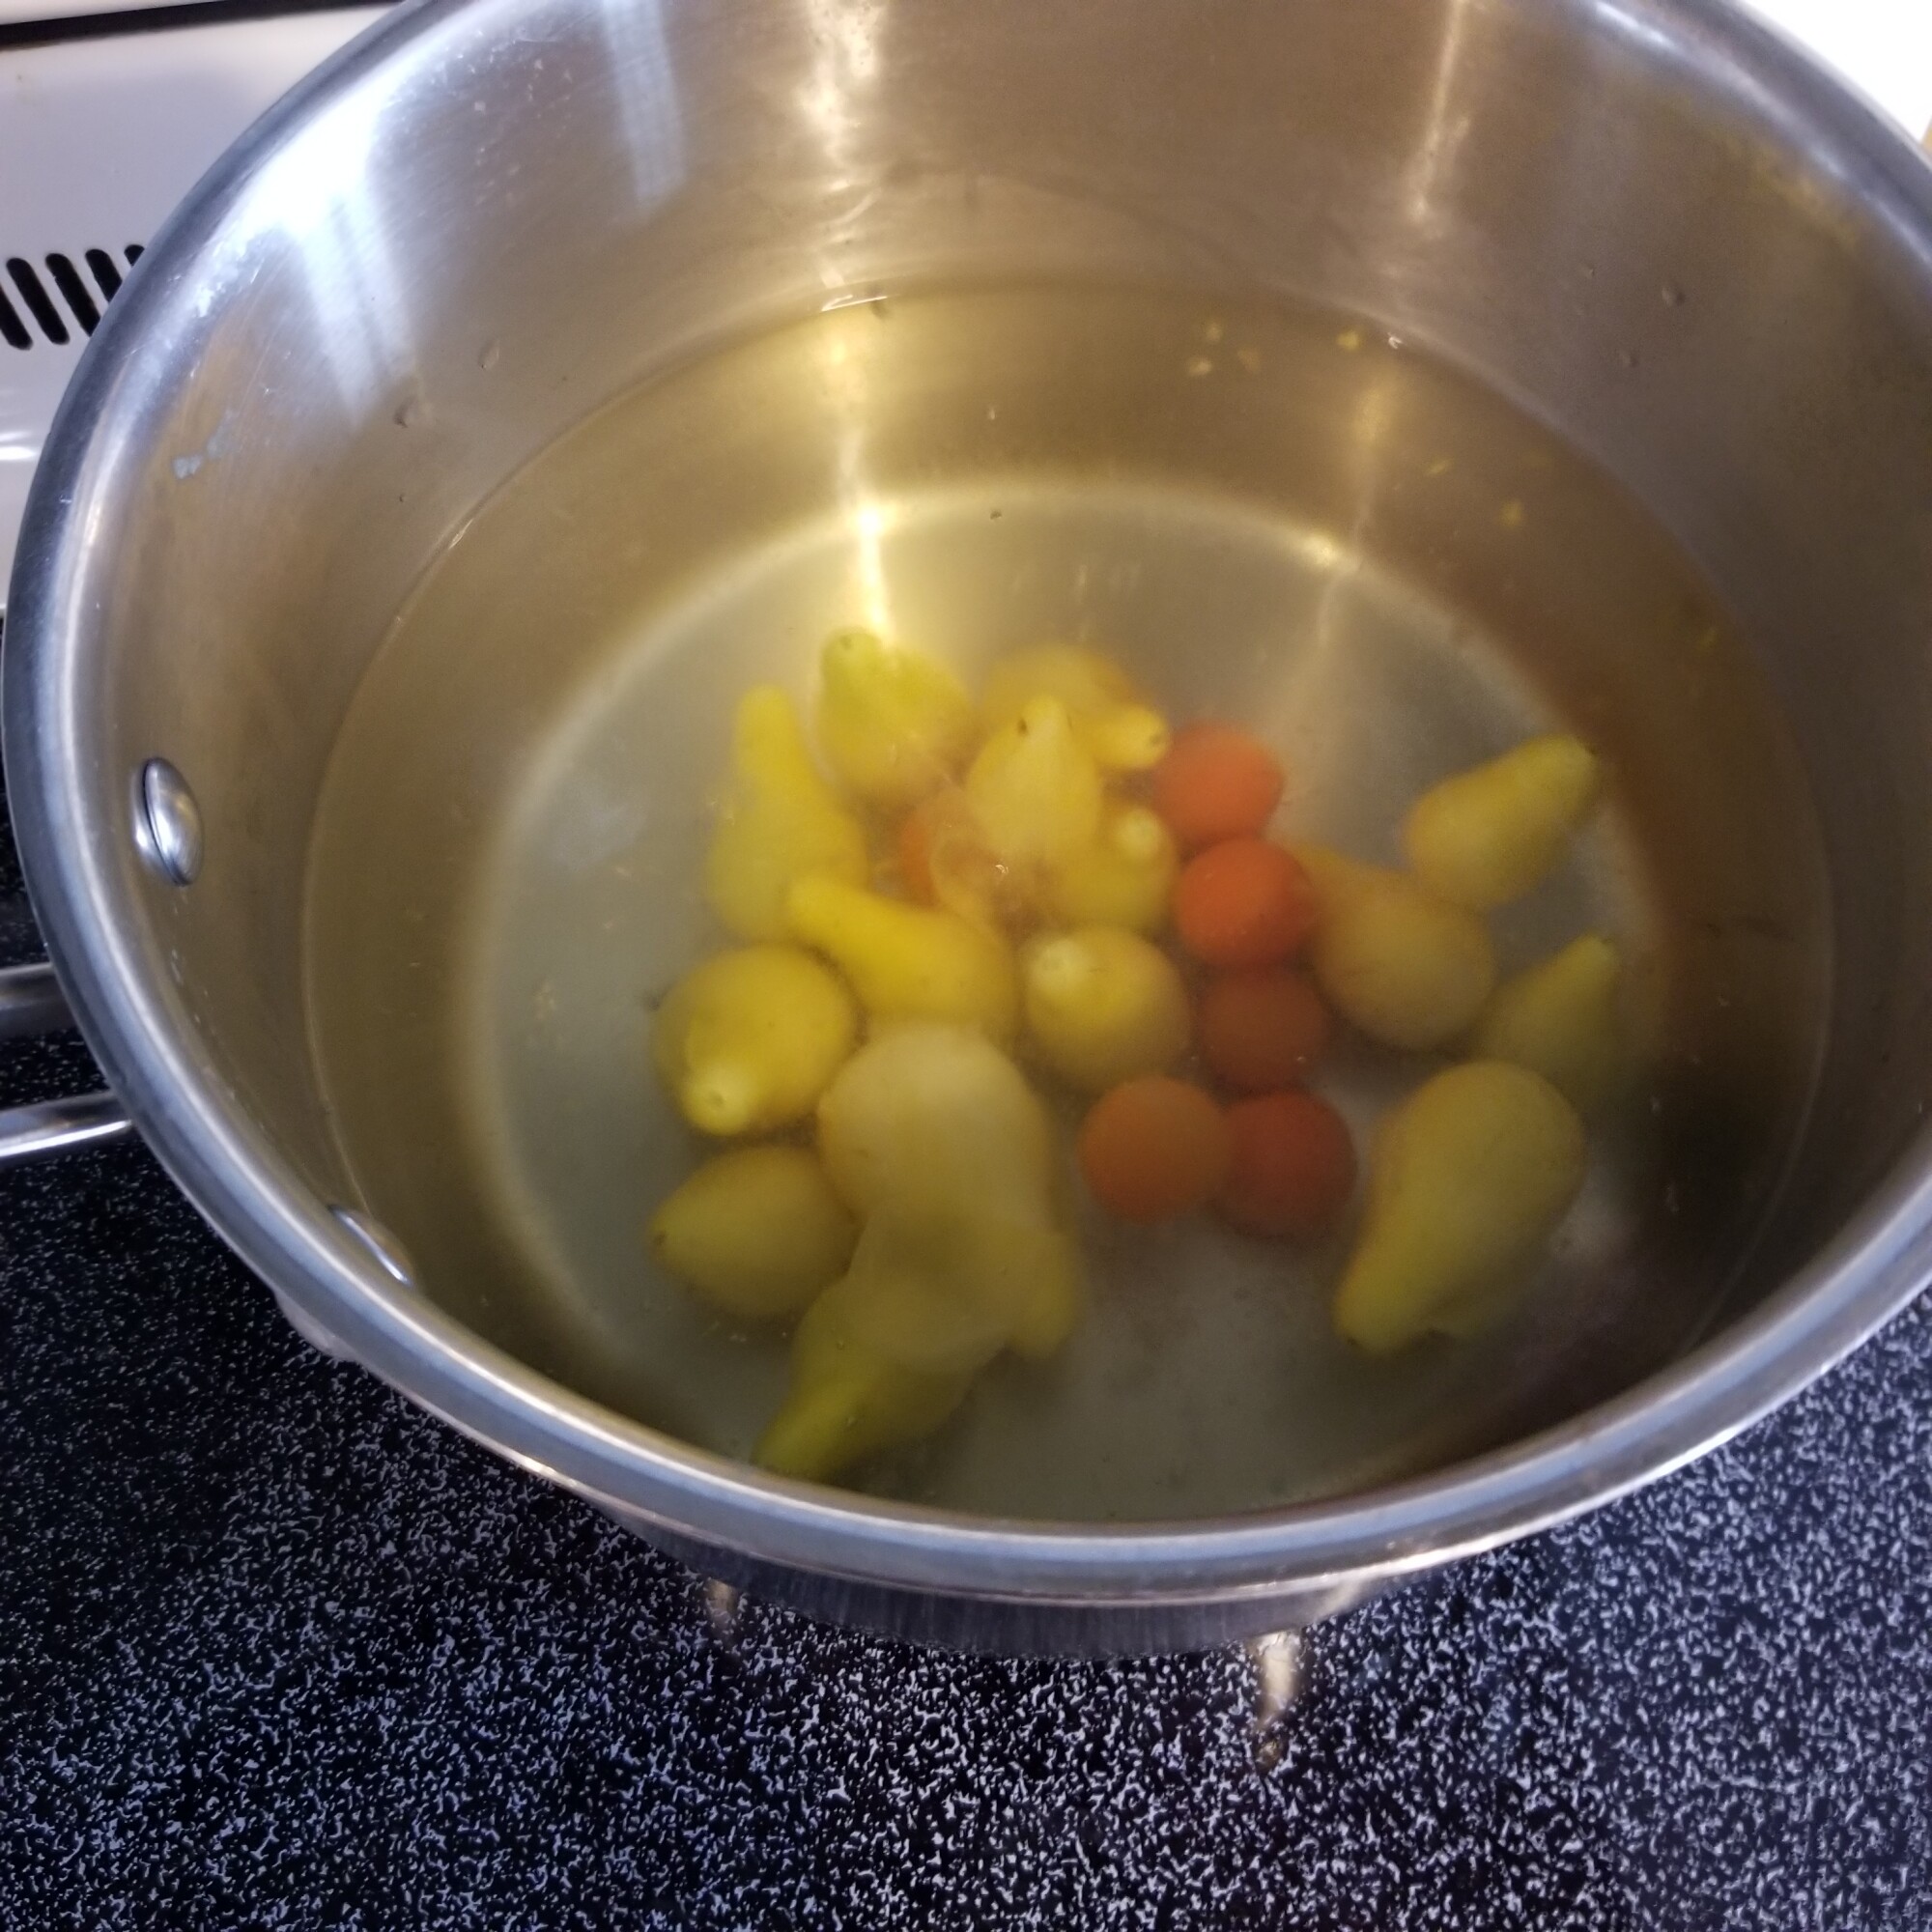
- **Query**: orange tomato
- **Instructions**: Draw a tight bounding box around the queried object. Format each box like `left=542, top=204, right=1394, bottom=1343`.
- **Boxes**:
left=1198, top=968, right=1332, bottom=1093
left=895, top=788, right=1011, bottom=929
left=1173, top=838, right=1317, bottom=968
left=1151, top=724, right=1285, bottom=851
left=1216, top=1093, right=1356, bottom=1239
left=1077, top=1076, right=1230, bottom=1224
left=896, top=801, right=938, bottom=902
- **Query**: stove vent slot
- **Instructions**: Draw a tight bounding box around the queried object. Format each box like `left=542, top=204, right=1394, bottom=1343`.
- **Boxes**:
left=1, top=245, right=146, bottom=350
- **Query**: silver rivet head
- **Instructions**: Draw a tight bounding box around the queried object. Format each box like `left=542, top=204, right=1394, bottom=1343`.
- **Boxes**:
left=329, top=1205, right=417, bottom=1288
left=133, top=758, right=202, bottom=885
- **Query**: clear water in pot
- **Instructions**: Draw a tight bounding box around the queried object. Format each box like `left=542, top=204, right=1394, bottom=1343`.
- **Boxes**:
left=303, top=284, right=1829, bottom=1520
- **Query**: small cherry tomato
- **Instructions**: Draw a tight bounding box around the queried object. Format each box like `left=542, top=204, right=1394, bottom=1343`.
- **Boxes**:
left=1198, top=968, right=1332, bottom=1093
left=1077, top=1076, right=1230, bottom=1224
left=1216, top=1092, right=1356, bottom=1239
left=1173, top=838, right=1317, bottom=968
left=1151, top=724, right=1285, bottom=851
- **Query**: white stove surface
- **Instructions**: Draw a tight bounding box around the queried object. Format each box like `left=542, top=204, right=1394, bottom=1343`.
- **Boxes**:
left=0, top=1, right=1926, bottom=605
left=1743, top=0, right=1932, bottom=135
left=0, top=7, right=384, bottom=606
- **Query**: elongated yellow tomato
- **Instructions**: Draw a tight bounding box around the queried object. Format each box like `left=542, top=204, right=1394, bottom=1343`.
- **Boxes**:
left=1472, top=934, right=1623, bottom=1114
left=1296, top=845, right=1495, bottom=1050
left=704, top=686, right=868, bottom=940
left=1334, top=1061, right=1586, bottom=1352
left=815, top=1022, right=1055, bottom=1222
left=815, top=628, right=979, bottom=809
left=1401, top=733, right=1602, bottom=911
left=755, top=1308, right=974, bottom=1483
left=966, top=696, right=1105, bottom=881
left=815, top=1024, right=1084, bottom=1362
left=754, top=1188, right=1084, bottom=1483
left=651, top=944, right=858, bottom=1136
left=801, top=1207, right=1075, bottom=1379
left=998, top=1219, right=1087, bottom=1360
left=1041, top=802, right=1179, bottom=934
left=980, top=643, right=1171, bottom=773
left=788, top=874, right=1018, bottom=1042
left=648, top=1146, right=857, bottom=1321
left=1022, top=926, right=1191, bottom=1094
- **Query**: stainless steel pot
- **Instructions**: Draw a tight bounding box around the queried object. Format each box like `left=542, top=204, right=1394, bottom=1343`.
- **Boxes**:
left=7, top=0, right=1932, bottom=1655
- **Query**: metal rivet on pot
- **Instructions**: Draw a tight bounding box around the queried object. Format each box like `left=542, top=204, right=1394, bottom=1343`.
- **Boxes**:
left=132, top=758, right=203, bottom=885
left=330, top=1205, right=417, bottom=1288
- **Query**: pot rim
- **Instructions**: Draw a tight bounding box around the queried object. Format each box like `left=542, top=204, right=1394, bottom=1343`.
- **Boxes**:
left=8, top=0, right=1932, bottom=1608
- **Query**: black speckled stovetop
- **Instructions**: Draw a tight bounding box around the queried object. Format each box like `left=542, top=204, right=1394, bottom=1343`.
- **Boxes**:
left=2, top=809, right=1930, bottom=1931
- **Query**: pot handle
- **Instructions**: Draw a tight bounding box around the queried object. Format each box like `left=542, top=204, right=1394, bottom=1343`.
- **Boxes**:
left=0, top=962, right=133, bottom=1163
